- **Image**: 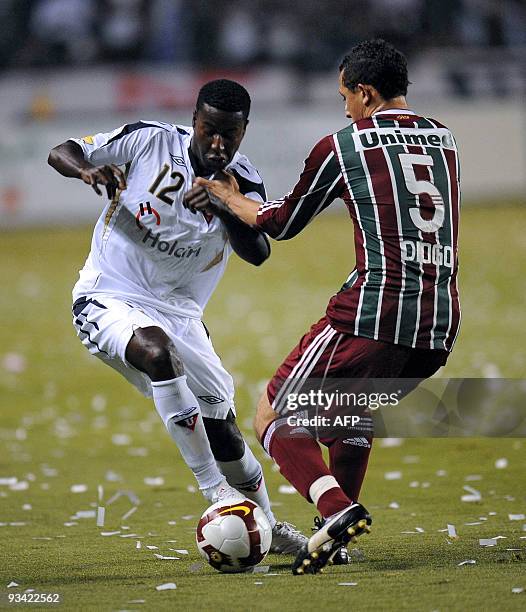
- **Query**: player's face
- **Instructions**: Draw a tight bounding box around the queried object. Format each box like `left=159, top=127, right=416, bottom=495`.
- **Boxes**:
left=339, top=70, right=366, bottom=122
left=191, top=103, right=247, bottom=174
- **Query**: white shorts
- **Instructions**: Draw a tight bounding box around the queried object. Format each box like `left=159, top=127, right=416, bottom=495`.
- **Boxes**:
left=72, top=295, right=235, bottom=419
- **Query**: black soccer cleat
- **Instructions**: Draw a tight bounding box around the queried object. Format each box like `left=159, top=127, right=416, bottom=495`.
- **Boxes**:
left=310, top=515, right=349, bottom=566
left=292, top=502, right=372, bottom=575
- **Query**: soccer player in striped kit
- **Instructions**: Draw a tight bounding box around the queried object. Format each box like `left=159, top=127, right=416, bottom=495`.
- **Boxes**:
left=194, top=40, right=461, bottom=574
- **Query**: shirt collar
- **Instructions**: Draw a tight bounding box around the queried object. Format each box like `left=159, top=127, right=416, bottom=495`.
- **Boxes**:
left=372, top=108, right=416, bottom=116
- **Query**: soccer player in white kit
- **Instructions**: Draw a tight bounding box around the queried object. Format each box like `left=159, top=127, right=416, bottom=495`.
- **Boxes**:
left=48, top=79, right=306, bottom=554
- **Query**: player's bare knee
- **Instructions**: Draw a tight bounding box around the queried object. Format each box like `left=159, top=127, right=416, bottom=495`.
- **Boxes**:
left=126, top=326, right=182, bottom=380
left=204, top=411, right=244, bottom=461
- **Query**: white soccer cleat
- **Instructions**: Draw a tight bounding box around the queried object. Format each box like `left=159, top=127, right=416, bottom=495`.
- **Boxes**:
left=205, top=480, right=243, bottom=504
left=270, top=521, right=308, bottom=555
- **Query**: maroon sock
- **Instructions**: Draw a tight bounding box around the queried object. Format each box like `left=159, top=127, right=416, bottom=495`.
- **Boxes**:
left=262, top=420, right=351, bottom=517
left=326, top=435, right=373, bottom=502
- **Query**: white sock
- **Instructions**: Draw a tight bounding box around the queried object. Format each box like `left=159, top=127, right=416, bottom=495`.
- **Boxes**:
left=151, top=376, right=223, bottom=492
left=217, top=441, right=276, bottom=528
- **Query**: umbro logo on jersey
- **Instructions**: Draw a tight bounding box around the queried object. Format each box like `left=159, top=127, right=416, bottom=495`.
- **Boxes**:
left=136, top=202, right=161, bottom=229
left=170, top=153, right=186, bottom=167
left=198, top=395, right=224, bottom=405
left=342, top=437, right=371, bottom=448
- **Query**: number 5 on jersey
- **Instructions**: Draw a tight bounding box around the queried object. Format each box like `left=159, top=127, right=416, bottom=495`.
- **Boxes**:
left=399, top=153, right=445, bottom=233
left=149, top=163, right=185, bottom=205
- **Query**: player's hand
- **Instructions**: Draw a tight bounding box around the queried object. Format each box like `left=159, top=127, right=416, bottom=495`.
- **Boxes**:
left=183, top=184, right=217, bottom=215
left=79, top=165, right=127, bottom=200
left=194, top=172, right=240, bottom=211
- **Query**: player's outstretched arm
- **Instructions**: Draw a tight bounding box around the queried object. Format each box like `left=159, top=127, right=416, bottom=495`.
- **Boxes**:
left=48, top=140, right=126, bottom=200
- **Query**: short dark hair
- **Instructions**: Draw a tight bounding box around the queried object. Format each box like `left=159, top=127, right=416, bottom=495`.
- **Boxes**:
left=196, top=79, right=251, bottom=120
left=339, top=39, right=409, bottom=100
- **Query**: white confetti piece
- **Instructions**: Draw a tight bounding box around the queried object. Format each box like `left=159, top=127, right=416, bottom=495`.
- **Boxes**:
left=22, top=504, right=32, bottom=511
left=509, top=514, right=525, bottom=521
left=409, top=481, right=419, bottom=488
left=338, top=582, right=358, bottom=586
left=97, top=485, right=104, bottom=504
left=495, top=458, right=508, bottom=469
left=105, top=470, right=122, bottom=482
left=7, top=581, right=19, bottom=588
left=9, top=522, right=27, bottom=527
left=403, top=455, right=420, bottom=464
left=458, top=559, right=476, bottom=566
left=72, top=510, right=96, bottom=519
left=380, top=438, right=403, bottom=447
left=389, top=502, right=400, bottom=509
left=128, top=600, right=146, bottom=604
left=146, top=545, right=159, bottom=550
left=136, top=541, right=141, bottom=549
left=384, top=471, right=402, bottom=480
left=112, top=433, right=131, bottom=446
left=511, top=588, right=524, bottom=594
left=96, top=507, right=105, bottom=527
left=173, top=549, right=188, bottom=555
left=10, top=481, right=29, bottom=491
left=465, top=475, right=482, bottom=481
left=121, top=506, right=138, bottom=521
left=254, top=581, right=263, bottom=585
left=436, top=470, right=447, bottom=477
left=154, top=554, right=180, bottom=560
left=2, top=352, right=27, bottom=373
left=64, top=522, right=78, bottom=527
left=0, top=477, right=18, bottom=486
left=252, top=565, right=269, bottom=573
left=479, top=538, right=497, bottom=547
left=461, top=485, right=481, bottom=503
left=100, top=531, right=121, bottom=536
left=447, top=524, right=457, bottom=538
left=70, top=484, right=87, bottom=494
left=144, top=477, right=164, bottom=486
left=156, top=582, right=177, bottom=591
left=181, top=515, right=194, bottom=521
left=168, top=520, right=177, bottom=526
left=415, top=527, right=425, bottom=533
left=186, top=485, right=197, bottom=493
left=120, top=533, right=139, bottom=538
left=91, top=395, right=107, bottom=412
left=465, top=521, right=483, bottom=526
left=278, top=485, right=297, bottom=494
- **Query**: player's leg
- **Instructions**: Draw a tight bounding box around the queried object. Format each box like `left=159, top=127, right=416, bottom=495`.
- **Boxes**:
left=180, top=319, right=307, bottom=553
left=72, top=296, right=229, bottom=502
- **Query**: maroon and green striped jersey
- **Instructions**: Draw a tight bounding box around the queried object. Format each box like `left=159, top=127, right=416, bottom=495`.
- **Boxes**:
left=256, top=109, right=461, bottom=351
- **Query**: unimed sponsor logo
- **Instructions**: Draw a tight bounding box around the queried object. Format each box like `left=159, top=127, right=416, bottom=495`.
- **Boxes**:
left=140, top=228, right=201, bottom=258
left=353, top=128, right=455, bottom=152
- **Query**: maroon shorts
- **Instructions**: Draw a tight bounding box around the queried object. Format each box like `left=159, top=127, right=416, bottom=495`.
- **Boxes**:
left=267, top=315, right=448, bottom=414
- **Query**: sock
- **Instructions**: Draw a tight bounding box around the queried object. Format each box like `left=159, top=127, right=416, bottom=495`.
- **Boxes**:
left=152, top=376, right=223, bottom=492
left=262, top=419, right=351, bottom=518
left=217, top=441, right=276, bottom=528
left=325, top=435, right=373, bottom=502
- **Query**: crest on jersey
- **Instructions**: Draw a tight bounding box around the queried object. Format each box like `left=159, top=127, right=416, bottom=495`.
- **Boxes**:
left=82, top=135, right=94, bottom=144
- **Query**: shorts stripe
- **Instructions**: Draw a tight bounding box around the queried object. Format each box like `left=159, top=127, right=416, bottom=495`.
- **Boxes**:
left=273, top=327, right=338, bottom=413
left=272, top=324, right=334, bottom=409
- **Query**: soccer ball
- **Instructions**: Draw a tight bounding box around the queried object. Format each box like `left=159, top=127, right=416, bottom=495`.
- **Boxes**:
left=196, top=497, right=272, bottom=573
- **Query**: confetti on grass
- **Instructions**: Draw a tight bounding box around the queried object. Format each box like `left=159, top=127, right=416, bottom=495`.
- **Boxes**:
left=338, top=582, right=358, bottom=586
left=96, top=507, right=105, bottom=527
left=384, top=471, right=402, bottom=480
left=278, top=485, right=296, bottom=494
left=461, top=485, right=481, bottom=502
left=7, top=582, right=19, bottom=588
left=458, top=560, right=476, bottom=566
left=479, top=538, right=498, bottom=547
left=509, top=514, right=525, bottom=521
left=154, top=554, right=180, bottom=560
left=121, top=506, right=138, bottom=521
left=155, top=583, right=176, bottom=591
left=512, top=588, right=524, bottom=594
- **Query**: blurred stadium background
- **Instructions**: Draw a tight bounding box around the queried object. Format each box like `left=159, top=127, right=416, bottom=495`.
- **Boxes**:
left=1, top=2, right=525, bottom=609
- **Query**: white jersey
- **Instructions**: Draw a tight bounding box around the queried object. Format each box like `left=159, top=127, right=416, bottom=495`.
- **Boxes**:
left=71, top=121, right=266, bottom=319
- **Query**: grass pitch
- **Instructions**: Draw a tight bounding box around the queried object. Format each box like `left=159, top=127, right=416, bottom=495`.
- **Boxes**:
left=1, top=206, right=525, bottom=611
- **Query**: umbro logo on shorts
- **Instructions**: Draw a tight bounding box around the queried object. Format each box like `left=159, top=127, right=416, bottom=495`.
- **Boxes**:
left=342, top=437, right=371, bottom=448
left=198, top=395, right=224, bottom=405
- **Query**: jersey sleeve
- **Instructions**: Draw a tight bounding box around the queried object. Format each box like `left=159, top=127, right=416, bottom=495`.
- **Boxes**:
left=69, top=121, right=170, bottom=166
left=255, top=135, right=344, bottom=240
